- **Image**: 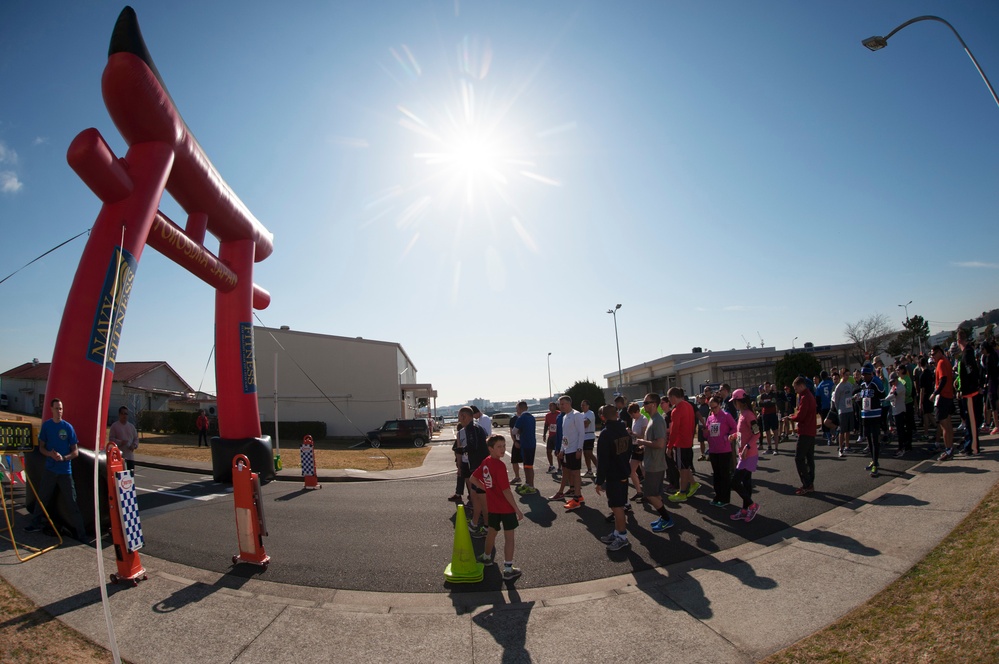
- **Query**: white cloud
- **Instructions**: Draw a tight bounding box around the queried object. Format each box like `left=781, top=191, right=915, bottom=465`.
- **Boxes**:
left=952, top=261, right=999, bottom=269
left=0, top=171, right=23, bottom=193
left=0, top=141, right=18, bottom=164
left=33, top=136, right=49, bottom=146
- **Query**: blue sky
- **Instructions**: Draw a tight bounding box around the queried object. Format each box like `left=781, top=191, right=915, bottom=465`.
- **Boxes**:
left=1, top=1, right=997, bottom=406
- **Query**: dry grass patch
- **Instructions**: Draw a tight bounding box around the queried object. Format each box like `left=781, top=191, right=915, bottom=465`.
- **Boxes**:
left=765, top=481, right=999, bottom=664
left=137, top=433, right=431, bottom=471
left=0, top=575, right=115, bottom=663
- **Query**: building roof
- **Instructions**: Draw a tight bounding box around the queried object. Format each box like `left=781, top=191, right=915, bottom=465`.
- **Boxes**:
left=1, top=361, right=193, bottom=392
left=255, top=326, right=419, bottom=373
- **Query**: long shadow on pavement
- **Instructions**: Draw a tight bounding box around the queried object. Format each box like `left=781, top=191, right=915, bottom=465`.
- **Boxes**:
left=468, top=586, right=534, bottom=664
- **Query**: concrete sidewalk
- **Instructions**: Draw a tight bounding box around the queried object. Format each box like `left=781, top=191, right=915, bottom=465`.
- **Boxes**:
left=1, top=452, right=995, bottom=663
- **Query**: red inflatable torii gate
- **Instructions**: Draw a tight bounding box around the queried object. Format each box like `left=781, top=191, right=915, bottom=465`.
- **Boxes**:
left=45, top=6, right=275, bottom=481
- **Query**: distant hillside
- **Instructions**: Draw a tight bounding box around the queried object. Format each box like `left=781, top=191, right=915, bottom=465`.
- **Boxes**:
left=959, top=308, right=999, bottom=331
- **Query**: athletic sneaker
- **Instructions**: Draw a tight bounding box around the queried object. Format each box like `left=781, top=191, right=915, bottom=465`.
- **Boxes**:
left=477, top=552, right=495, bottom=565
left=894, top=450, right=905, bottom=458
left=630, top=493, right=644, bottom=502
left=686, top=482, right=702, bottom=498
left=870, top=466, right=879, bottom=478
left=599, top=532, right=618, bottom=544
left=991, top=428, right=998, bottom=435
left=471, top=526, right=487, bottom=538
left=583, top=470, right=594, bottom=478
left=651, top=517, right=674, bottom=532
left=501, top=566, right=522, bottom=581
left=511, top=477, right=522, bottom=485
left=548, top=492, right=565, bottom=501
left=744, top=503, right=760, bottom=522
left=710, top=500, right=727, bottom=507
left=667, top=491, right=688, bottom=503
left=729, top=509, right=748, bottom=521
left=547, top=465, right=556, bottom=473
left=866, top=462, right=875, bottom=471
left=447, top=494, right=462, bottom=503
left=837, top=450, right=845, bottom=458
left=519, top=485, right=538, bottom=495
left=23, top=523, right=43, bottom=533
left=937, top=450, right=953, bottom=462
left=606, top=537, right=631, bottom=551
left=563, top=499, right=582, bottom=510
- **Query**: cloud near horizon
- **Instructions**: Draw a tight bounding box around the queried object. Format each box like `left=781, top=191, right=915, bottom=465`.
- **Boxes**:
left=952, top=261, right=999, bottom=269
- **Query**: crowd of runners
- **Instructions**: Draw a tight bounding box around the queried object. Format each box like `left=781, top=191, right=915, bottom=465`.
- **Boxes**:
left=446, top=330, right=997, bottom=580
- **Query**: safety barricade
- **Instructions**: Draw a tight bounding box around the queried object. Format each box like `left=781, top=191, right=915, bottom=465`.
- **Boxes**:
left=301, top=435, right=321, bottom=490
left=232, top=453, right=270, bottom=567
left=106, top=443, right=147, bottom=585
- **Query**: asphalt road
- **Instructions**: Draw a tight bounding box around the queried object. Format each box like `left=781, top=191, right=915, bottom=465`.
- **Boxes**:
left=131, top=438, right=936, bottom=594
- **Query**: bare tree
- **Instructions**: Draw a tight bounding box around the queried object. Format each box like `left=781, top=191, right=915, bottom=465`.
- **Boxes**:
left=844, top=313, right=896, bottom=364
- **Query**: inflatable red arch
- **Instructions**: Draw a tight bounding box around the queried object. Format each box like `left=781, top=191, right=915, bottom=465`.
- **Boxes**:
left=46, top=6, right=275, bottom=479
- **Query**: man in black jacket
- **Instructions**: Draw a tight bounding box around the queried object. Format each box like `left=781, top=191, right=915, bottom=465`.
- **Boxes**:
left=956, top=329, right=983, bottom=455
left=595, top=405, right=633, bottom=551
left=459, top=407, right=490, bottom=537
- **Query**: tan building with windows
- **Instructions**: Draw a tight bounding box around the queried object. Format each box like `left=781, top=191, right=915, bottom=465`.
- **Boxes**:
left=605, top=343, right=858, bottom=400
left=253, top=326, right=436, bottom=437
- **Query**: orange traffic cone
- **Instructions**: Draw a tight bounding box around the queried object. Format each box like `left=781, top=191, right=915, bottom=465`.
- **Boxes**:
left=444, top=504, right=484, bottom=583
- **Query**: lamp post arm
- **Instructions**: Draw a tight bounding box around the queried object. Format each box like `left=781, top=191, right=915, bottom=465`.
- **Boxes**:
left=883, top=15, right=999, bottom=110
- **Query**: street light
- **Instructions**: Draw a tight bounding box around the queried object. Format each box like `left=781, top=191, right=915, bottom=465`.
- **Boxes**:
left=607, top=304, right=623, bottom=394
left=862, top=15, right=999, bottom=110
left=898, top=300, right=923, bottom=354
left=792, top=336, right=798, bottom=350
left=547, top=352, right=552, bottom=403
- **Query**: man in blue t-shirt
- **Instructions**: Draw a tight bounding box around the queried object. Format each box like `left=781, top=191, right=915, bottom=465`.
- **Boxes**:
left=511, top=401, right=538, bottom=496
left=27, top=398, right=88, bottom=540
left=815, top=371, right=836, bottom=444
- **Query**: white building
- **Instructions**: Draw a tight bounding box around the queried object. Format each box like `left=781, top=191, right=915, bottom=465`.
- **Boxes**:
left=253, top=326, right=436, bottom=437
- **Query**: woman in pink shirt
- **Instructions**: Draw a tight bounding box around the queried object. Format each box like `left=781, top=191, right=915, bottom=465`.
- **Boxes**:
left=704, top=396, right=737, bottom=507
left=727, top=389, right=761, bottom=522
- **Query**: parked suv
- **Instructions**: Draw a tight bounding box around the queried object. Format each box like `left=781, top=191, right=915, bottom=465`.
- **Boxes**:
left=366, top=419, right=431, bottom=448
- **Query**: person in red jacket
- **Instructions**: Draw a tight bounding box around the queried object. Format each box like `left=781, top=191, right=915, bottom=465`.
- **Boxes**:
left=196, top=410, right=210, bottom=448
left=785, top=377, right=817, bottom=494
left=665, top=388, right=699, bottom=502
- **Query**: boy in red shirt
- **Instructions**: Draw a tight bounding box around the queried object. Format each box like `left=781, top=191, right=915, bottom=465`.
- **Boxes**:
left=470, top=435, right=525, bottom=581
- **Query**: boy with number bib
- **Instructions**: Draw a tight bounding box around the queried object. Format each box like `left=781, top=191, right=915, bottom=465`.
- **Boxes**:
left=470, top=435, right=524, bottom=581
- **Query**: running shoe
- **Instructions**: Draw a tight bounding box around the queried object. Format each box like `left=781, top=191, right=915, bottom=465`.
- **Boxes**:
left=630, top=493, right=644, bottom=502
left=870, top=465, right=879, bottom=478
left=866, top=461, right=875, bottom=471
left=686, top=482, right=702, bottom=498
left=471, top=526, right=487, bottom=538
left=606, top=537, right=631, bottom=551
left=583, top=470, right=594, bottom=478
left=794, top=486, right=808, bottom=496
left=744, top=503, right=760, bottom=522
left=599, top=532, right=618, bottom=544
left=510, top=477, right=522, bottom=485
left=991, top=428, right=998, bottom=435
left=729, top=509, right=748, bottom=521
left=519, top=485, right=538, bottom=495
left=667, top=491, right=688, bottom=503
left=837, top=450, right=845, bottom=458
left=23, top=523, right=43, bottom=533
left=709, top=500, right=727, bottom=507
left=894, top=450, right=905, bottom=458
left=547, top=465, right=556, bottom=473
left=771, top=449, right=779, bottom=455
left=651, top=517, right=674, bottom=532
left=563, top=499, right=582, bottom=510
left=937, top=450, right=952, bottom=462
left=548, top=492, right=565, bottom=501
left=477, top=552, right=495, bottom=565
left=697, top=454, right=707, bottom=461
left=447, top=494, right=462, bottom=503
left=501, top=566, right=522, bottom=581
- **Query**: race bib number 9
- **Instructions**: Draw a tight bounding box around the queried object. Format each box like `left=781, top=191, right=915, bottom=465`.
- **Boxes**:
left=862, top=397, right=872, bottom=411
left=709, top=423, right=720, bottom=437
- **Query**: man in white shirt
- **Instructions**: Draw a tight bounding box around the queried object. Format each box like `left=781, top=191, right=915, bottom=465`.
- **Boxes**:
left=471, top=406, right=492, bottom=436
left=108, top=406, right=139, bottom=472
left=581, top=400, right=597, bottom=477
left=558, top=396, right=586, bottom=510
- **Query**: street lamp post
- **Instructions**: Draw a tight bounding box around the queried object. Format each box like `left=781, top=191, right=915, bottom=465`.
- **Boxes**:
left=547, top=352, right=552, bottom=403
left=862, top=15, right=999, bottom=110
left=898, top=300, right=922, bottom=354
left=607, top=304, right=623, bottom=394
left=792, top=336, right=798, bottom=350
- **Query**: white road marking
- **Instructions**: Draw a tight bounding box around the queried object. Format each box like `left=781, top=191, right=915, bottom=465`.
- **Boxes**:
left=135, top=486, right=229, bottom=501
